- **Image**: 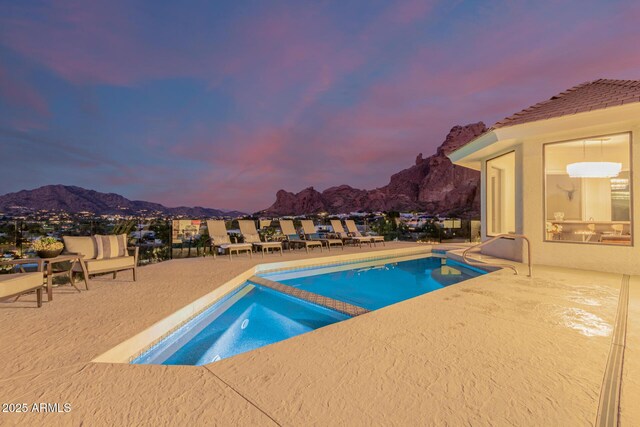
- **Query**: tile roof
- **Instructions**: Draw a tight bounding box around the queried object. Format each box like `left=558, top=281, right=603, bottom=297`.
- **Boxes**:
left=492, top=79, right=640, bottom=129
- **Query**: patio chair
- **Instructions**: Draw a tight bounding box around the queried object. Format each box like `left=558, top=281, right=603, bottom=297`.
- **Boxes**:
left=279, top=220, right=322, bottom=253
left=0, top=259, right=45, bottom=308
left=345, top=220, right=385, bottom=246
left=238, top=220, right=283, bottom=257
left=576, top=223, right=596, bottom=242
left=300, top=220, right=343, bottom=251
left=206, top=220, right=253, bottom=260
left=329, top=220, right=371, bottom=247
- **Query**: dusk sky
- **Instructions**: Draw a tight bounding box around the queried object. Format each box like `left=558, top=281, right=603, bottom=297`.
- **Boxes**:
left=1, top=0, right=639, bottom=212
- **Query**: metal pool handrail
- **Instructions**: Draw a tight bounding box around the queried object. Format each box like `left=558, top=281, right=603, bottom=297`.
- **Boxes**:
left=462, top=234, right=532, bottom=277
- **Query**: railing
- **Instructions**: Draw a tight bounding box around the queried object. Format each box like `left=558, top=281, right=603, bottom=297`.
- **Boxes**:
left=462, top=233, right=532, bottom=277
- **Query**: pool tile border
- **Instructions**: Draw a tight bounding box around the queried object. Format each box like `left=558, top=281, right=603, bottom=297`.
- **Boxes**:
left=249, top=276, right=369, bottom=317
left=132, top=284, right=255, bottom=365
left=255, top=246, right=432, bottom=274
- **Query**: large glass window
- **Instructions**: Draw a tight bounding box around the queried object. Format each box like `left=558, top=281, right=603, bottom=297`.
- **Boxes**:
left=486, top=151, right=516, bottom=236
left=544, top=133, right=632, bottom=245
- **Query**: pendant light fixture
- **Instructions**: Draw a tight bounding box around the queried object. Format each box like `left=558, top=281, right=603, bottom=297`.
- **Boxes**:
left=566, top=138, right=621, bottom=178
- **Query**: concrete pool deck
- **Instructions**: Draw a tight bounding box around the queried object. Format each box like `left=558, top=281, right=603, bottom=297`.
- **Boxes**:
left=0, top=241, right=638, bottom=426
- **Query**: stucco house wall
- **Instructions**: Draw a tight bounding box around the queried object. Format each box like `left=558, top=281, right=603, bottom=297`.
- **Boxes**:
left=455, top=103, right=640, bottom=275
left=519, top=111, right=640, bottom=275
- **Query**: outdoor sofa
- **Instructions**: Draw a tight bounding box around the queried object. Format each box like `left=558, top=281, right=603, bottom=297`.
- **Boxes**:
left=62, top=235, right=139, bottom=281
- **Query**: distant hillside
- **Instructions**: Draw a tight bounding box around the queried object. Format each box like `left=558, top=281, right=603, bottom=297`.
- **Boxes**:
left=0, top=185, right=245, bottom=217
left=261, top=122, right=486, bottom=217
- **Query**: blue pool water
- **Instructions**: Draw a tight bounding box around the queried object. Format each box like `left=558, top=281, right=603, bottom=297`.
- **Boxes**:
left=271, top=257, right=484, bottom=310
left=133, top=256, right=485, bottom=365
left=133, top=284, right=348, bottom=366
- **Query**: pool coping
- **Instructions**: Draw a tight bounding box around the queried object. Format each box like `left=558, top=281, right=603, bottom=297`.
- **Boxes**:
left=92, top=245, right=435, bottom=364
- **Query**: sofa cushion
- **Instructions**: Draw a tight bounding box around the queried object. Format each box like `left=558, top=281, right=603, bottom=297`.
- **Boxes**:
left=75, top=256, right=135, bottom=274
left=0, top=272, right=43, bottom=298
left=95, top=234, right=127, bottom=259
left=63, top=236, right=97, bottom=260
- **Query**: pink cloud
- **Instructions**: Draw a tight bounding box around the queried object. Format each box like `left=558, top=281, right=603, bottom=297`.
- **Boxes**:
left=1, top=0, right=358, bottom=97
left=0, top=2, right=146, bottom=85
left=4, top=0, right=640, bottom=213
left=131, top=0, right=640, bottom=212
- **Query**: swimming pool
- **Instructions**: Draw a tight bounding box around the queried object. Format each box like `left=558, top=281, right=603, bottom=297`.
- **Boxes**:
left=133, top=284, right=348, bottom=365
left=264, top=257, right=484, bottom=310
left=132, top=255, right=485, bottom=366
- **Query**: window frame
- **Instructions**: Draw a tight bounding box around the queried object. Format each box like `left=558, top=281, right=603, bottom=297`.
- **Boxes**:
left=542, top=131, right=634, bottom=247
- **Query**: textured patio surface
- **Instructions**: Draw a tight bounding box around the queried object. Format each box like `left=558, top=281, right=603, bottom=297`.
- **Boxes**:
left=0, top=241, right=637, bottom=426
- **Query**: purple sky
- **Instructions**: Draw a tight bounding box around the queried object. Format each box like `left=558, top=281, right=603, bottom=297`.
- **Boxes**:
left=1, top=0, right=640, bottom=212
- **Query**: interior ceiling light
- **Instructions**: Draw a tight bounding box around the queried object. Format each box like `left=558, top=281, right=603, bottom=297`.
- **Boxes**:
left=567, top=138, right=621, bottom=178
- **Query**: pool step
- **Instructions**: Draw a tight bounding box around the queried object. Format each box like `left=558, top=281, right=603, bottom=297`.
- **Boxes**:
left=249, top=276, right=370, bottom=317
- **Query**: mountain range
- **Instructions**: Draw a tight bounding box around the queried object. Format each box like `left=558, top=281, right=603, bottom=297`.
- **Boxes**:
left=2, top=122, right=485, bottom=218
left=0, top=185, right=245, bottom=217
left=261, top=122, right=486, bottom=217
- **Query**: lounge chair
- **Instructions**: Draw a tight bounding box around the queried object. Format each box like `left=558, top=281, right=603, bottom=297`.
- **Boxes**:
left=329, top=220, right=372, bottom=247
left=300, top=220, right=343, bottom=251
left=0, top=259, right=45, bottom=308
left=345, top=220, right=385, bottom=246
left=279, top=220, right=323, bottom=253
left=206, top=220, right=253, bottom=260
left=238, top=220, right=283, bottom=257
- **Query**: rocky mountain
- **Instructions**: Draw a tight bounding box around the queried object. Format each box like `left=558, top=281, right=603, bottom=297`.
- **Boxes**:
left=0, top=185, right=245, bottom=217
left=261, top=122, right=486, bottom=217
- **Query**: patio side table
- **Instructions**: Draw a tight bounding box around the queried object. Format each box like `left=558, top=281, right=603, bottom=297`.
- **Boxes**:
left=41, top=254, right=89, bottom=301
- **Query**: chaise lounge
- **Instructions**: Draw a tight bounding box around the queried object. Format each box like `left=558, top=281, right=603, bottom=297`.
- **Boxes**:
left=206, top=220, right=253, bottom=260
left=279, top=220, right=323, bottom=253
left=0, top=259, right=45, bottom=308
left=238, top=220, right=283, bottom=257
left=345, top=219, right=385, bottom=246
left=63, top=235, right=139, bottom=281
left=329, top=220, right=372, bottom=247
left=301, top=220, right=344, bottom=251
